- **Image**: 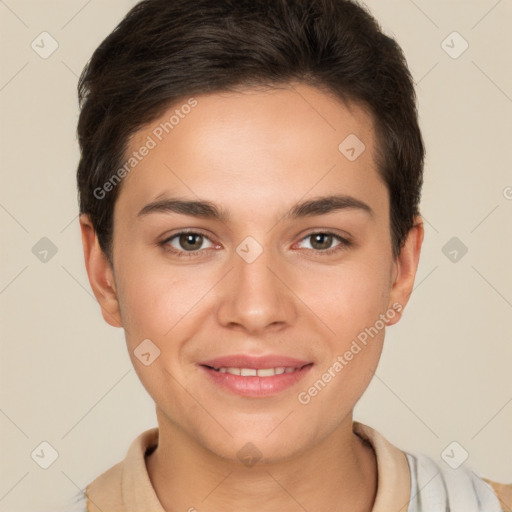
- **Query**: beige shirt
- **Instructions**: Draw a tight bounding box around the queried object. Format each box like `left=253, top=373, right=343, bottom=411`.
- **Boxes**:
left=77, top=422, right=509, bottom=512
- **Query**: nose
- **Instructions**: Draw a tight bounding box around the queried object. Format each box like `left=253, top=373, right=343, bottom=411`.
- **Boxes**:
left=215, top=245, right=298, bottom=335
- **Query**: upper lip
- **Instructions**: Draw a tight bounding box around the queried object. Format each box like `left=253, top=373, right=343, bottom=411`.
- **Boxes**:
left=199, top=354, right=312, bottom=369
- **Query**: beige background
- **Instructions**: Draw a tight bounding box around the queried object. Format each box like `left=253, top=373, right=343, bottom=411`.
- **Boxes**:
left=1, top=0, right=511, bottom=510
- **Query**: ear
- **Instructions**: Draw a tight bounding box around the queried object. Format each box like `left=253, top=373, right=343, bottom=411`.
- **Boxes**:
left=79, top=213, right=122, bottom=328
left=386, top=216, right=424, bottom=326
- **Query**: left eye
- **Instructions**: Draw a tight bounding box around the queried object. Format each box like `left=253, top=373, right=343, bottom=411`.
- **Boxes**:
left=297, top=232, right=347, bottom=251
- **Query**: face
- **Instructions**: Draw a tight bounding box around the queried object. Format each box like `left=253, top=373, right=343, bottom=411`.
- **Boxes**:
left=81, top=83, right=423, bottom=463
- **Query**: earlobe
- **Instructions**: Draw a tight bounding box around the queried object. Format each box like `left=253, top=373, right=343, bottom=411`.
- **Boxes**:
left=79, top=214, right=123, bottom=328
left=387, top=216, right=424, bottom=326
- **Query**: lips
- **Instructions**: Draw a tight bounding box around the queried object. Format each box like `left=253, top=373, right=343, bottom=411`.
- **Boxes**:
left=199, top=357, right=313, bottom=398
left=198, top=354, right=314, bottom=397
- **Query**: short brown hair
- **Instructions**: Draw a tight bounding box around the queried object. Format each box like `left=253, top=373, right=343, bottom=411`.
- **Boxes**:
left=77, top=0, right=424, bottom=263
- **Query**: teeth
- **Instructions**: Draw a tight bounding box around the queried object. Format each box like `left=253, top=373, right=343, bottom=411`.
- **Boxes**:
left=259, top=368, right=280, bottom=377
left=214, top=366, right=298, bottom=376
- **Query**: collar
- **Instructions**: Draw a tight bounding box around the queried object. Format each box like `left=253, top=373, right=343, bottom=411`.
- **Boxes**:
left=353, top=421, right=411, bottom=512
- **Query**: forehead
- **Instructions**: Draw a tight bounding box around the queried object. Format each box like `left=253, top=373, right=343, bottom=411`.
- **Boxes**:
left=116, top=83, right=384, bottom=217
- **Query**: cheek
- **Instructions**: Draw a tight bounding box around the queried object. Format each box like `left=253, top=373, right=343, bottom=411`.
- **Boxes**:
left=306, top=258, right=393, bottom=333
left=115, top=262, right=210, bottom=342
left=298, top=270, right=389, bottom=417
left=300, top=257, right=391, bottom=394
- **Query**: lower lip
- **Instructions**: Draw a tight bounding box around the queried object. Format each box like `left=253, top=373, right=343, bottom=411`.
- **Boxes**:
left=199, top=364, right=313, bottom=397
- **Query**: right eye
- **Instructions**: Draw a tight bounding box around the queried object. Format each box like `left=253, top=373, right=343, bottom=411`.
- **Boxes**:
left=160, top=231, right=217, bottom=258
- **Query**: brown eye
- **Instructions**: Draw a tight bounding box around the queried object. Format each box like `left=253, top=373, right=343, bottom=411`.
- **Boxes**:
left=296, top=232, right=351, bottom=255
left=178, top=233, right=204, bottom=251
left=162, top=231, right=215, bottom=256
left=309, top=233, right=334, bottom=250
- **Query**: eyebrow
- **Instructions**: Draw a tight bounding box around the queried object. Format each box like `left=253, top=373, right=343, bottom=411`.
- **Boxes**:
left=137, top=194, right=374, bottom=221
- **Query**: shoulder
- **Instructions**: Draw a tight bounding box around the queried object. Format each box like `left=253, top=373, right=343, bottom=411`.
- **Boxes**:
left=483, top=478, right=512, bottom=512
left=46, top=462, right=124, bottom=512
left=405, top=451, right=512, bottom=512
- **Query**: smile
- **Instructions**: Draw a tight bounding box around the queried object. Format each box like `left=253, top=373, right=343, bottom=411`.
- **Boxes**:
left=206, top=365, right=305, bottom=376
left=199, top=363, right=314, bottom=397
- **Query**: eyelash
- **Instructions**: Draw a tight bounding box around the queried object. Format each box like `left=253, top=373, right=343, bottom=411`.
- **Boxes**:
left=159, top=230, right=352, bottom=259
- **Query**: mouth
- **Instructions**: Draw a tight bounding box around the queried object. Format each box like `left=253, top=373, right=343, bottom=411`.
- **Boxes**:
left=203, top=363, right=311, bottom=377
left=198, top=357, right=314, bottom=397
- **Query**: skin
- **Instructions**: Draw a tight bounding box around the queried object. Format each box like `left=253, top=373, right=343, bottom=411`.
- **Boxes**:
left=80, top=82, right=423, bottom=512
